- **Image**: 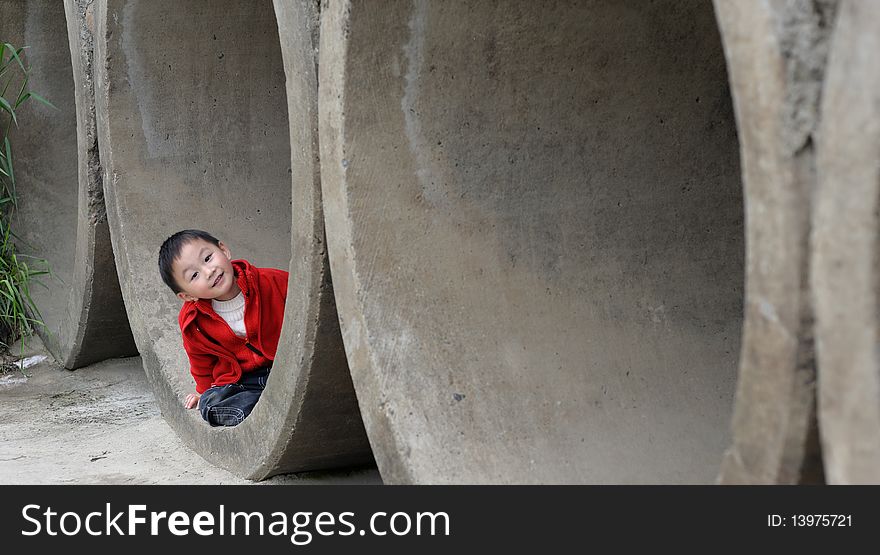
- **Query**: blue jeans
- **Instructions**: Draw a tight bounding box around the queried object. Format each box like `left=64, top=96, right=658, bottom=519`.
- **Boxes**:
left=198, top=367, right=270, bottom=427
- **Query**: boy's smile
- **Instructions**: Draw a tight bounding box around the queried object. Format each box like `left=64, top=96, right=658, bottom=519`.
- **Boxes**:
left=173, top=239, right=241, bottom=302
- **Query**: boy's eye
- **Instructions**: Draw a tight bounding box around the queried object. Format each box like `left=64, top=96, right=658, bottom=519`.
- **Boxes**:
left=190, top=272, right=198, bottom=281
left=205, top=254, right=212, bottom=262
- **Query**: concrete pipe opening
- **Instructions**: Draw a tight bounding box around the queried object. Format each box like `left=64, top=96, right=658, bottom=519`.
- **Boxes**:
left=94, top=0, right=372, bottom=479
left=320, top=0, right=744, bottom=483
left=0, top=0, right=135, bottom=367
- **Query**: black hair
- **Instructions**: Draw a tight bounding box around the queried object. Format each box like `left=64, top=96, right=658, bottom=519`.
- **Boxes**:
left=158, top=229, right=221, bottom=293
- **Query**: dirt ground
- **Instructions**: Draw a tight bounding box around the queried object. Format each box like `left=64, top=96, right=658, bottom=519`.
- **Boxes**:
left=0, top=336, right=381, bottom=485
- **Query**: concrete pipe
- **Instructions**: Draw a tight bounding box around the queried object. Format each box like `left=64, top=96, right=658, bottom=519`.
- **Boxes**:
left=713, top=0, right=835, bottom=485
left=320, top=0, right=746, bottom=483
left=813, top=0, right=880, bottom=484
left=93, top=0, right=372, bottom=479
left=0, top=0, right=136, bottom=367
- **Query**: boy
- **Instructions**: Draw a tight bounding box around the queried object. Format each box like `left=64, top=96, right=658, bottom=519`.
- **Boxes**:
left=158, top=229, right=288, bottom=427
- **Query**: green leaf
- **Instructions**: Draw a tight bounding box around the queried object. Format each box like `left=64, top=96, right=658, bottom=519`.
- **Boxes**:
left=20, top=91, right=56, bottom=110
left=0, top=96, right=17, bottom=126
left=29, top=92, right=55, bottom=110
left=2, top=44, right=26, bottom=73
left=1, top=74, right=14, bottom=99
left=3, top=138, right=14, bottom=204
left=13, top=73, right=30, bottom=108
left=0, top=44, right=18, bottom=78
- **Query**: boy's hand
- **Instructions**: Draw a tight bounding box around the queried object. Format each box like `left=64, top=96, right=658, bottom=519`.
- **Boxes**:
left=184, top=392, right=201, bottom=409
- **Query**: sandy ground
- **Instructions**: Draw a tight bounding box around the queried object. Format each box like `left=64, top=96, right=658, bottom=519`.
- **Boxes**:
left=0, top=336, right=381, bottom=485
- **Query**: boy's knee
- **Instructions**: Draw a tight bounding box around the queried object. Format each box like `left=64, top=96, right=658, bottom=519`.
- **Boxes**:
left=196, top=384, right=260, bottom=427
left=197, top=385, right=232, bottom=422
left=197, top=386, right=224, bottom=411
left=204, top=405, right=247, bottom=427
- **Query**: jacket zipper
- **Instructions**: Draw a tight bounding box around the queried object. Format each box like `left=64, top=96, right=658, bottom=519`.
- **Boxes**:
left=207, top=316, right=262, bottom=361
left=244, top=342, right=264, bottom=357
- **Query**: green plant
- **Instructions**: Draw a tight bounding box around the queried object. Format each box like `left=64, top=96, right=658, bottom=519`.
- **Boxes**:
left=0, top=41, right=54, bottom=362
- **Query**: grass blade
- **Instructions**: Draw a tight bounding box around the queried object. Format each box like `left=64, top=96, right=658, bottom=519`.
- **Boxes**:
left=0, top=96, right=17, bottom=126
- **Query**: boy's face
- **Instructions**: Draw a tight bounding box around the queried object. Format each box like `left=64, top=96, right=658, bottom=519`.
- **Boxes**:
left=172, top=239, right=240, bottom=302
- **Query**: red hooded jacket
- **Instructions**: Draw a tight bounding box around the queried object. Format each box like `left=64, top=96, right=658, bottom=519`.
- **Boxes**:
left=178, top=259, right=288, bottom=393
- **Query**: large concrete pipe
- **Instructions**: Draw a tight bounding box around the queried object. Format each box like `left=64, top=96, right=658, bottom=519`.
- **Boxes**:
left=0, top=0, right=136, bottom=367
left=320, top=0, right=745, bottom=484
left=93, top=0, right=372, bottom=479
left=713, top=0, right=835, bottom=484
left=813, top=1, right=880, bottom=484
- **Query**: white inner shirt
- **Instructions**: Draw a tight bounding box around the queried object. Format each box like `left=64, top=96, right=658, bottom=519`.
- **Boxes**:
left=212, top=291, right=247, bottom=338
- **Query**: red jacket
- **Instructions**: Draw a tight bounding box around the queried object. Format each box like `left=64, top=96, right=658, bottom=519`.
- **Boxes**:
left=179, top=259, right=288, bottom=393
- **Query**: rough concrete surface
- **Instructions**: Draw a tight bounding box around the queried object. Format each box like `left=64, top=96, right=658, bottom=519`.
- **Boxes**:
left=0, top=0, right=136, bottom=369
left=320, top=0, right=743, bottom=484
left=813, top=0, right=880, bottom=484
left=0, top=336, right=380, bottom=485
left=9, top=0, right=875, bottom=485
left=713, top=0, right=831, bottom=485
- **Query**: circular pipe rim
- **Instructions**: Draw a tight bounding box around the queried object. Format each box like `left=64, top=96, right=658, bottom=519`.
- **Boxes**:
left=714, top=0, right=831, bottom=484
left=93, top=0, right=371, bottom=479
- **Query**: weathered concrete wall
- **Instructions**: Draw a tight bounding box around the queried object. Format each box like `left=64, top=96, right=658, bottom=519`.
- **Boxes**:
left=93, top=0, right=372, bottom=479
left=714, top=0, right=834, bottom=485
left=813, top=0, right=880, bottom=484
left=320, top=0, right=745, bottom=483
left=9, top=0, right=872, bottom=483
left=0, top=0, right=136, bottom=367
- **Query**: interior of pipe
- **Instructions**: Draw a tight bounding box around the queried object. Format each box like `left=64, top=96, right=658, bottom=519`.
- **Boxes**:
left=103, top=0, right=291, bottom=401
left=332, top=0, right=744, bottom=483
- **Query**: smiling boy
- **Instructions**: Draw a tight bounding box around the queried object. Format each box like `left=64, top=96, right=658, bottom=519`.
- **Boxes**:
left=158, top=229, right=288, bottom=426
